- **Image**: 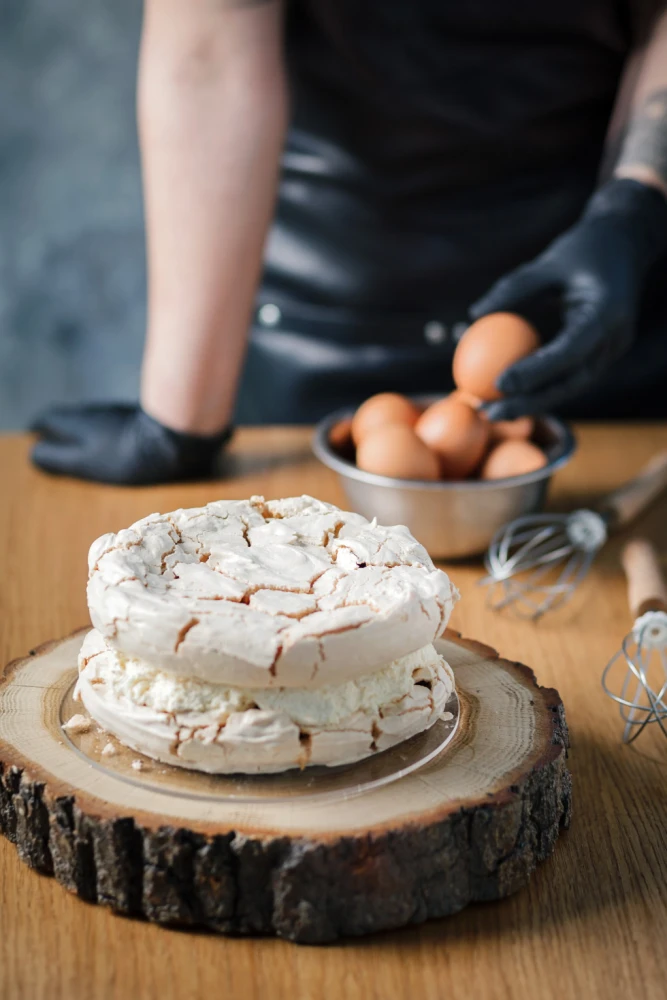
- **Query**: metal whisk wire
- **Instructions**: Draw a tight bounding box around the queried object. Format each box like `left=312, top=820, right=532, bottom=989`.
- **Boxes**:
left=483, top=510, right=606, bottom=619
left=482, top=451, right=667, bottom=620
left=602, top=538, right=667, bottom=744
left=603, top=620, right=667, bottom=742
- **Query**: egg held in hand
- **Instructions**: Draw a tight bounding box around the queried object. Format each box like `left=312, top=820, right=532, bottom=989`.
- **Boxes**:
left=480, top=439, right=547, bottom=480
left=351, top=393, right=420, bottom=446
left=355, top=423, right=441, bottom=481
left=415, top=398, right=489, bottom=479
left=453, top=313, right=540, bottom=402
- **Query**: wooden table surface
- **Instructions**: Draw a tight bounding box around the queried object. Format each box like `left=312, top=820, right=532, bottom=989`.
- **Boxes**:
left=1, top=427, right=666, bottom=1000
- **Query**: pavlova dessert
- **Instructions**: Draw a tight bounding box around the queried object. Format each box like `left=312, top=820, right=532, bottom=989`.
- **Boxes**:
left=76, top=496, right=459, bottom=773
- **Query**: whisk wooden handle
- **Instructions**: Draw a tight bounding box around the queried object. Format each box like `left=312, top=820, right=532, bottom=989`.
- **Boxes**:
left=601, top=451, right=667, bottom=528
left=621, top=538, right=667, bottom=618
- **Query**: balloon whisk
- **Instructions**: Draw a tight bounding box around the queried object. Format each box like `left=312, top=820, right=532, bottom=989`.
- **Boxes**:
left=482, top=451, right=667, bottom=620
left=602, top=538, right=667, bottom=744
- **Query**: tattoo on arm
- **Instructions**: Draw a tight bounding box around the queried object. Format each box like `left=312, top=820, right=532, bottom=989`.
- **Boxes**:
left=615, top=88, right=667, bottom=194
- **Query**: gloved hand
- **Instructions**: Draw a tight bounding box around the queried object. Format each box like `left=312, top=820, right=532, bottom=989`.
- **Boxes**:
left=469, top=178, right=667, bottom=420
left=31, top=404, right=233, bottom=485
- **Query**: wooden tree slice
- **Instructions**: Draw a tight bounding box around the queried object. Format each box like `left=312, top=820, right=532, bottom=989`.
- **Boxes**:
left=0, top=629, right=571, bottom=943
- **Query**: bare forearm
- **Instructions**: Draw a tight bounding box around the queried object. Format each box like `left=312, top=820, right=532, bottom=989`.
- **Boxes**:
left=139, top=1, right=287, bottom=434
left=613, top=6, right=667, bottom=198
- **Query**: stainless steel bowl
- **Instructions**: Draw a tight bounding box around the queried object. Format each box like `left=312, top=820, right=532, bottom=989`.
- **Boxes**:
left=312, top=400, right=576, bottom=559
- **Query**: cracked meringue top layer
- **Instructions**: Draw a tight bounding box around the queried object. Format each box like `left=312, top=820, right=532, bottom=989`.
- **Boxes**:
left=86, top=495, right=459, bottom=688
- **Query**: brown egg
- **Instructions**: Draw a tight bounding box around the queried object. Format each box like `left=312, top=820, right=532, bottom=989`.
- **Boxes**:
left=489, top=415, right=535, bottom=443
left=453, top=313, right=540, bottom=402
left=480, top=440, right=547, bottom=480
left=356, top=424, right=440, bottom=481
left=351, top=393, right=420, bottom=446
left=329, top=417, right=354, bottom=452
left=415, top=398, right=490, bottom=479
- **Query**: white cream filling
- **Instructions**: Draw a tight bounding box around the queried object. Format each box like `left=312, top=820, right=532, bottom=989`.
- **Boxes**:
left=77, top=630, right=456, bottom=772
left=80, top=632, right=452, bottom=729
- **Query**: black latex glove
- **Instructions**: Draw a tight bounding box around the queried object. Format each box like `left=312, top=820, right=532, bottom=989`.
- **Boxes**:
left=469, top=178, right=667, bottom=420
left=31, top=404, right=233, bottom=485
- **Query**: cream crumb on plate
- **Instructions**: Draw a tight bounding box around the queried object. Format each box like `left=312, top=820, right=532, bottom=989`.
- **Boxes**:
left=62, top=713, right=92, bottom=734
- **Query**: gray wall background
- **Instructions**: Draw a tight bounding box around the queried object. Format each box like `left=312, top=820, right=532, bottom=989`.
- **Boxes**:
left=0, top=0, right=145, bottom=429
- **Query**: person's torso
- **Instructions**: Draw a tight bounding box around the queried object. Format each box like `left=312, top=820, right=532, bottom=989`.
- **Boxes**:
left=261, top=0, right=645, bottom=315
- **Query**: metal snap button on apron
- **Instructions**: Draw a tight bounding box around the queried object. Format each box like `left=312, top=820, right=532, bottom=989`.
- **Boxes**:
left=258, top=303, right=282, bottom=327
left=423, top=321, right=447, bottom=344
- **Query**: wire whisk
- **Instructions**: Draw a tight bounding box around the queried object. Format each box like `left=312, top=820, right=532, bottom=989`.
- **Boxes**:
left=602, top=539, right=667, bottom=743
left=482, top=451, right=667, bottom=619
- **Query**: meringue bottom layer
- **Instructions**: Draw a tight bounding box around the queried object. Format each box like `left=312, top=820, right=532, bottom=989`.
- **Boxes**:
left=76, top=630, right=455, bottom=774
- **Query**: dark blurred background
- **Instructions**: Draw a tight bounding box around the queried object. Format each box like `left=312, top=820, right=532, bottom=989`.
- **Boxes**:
left=0, top=0, right=144, bottom=429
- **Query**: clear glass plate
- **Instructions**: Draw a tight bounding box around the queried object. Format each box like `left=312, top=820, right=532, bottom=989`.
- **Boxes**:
left=60, top=679, right=460, bottom=806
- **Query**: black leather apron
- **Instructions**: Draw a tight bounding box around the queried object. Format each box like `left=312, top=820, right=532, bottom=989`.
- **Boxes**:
left=234, top=0, right=667, bottom=423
